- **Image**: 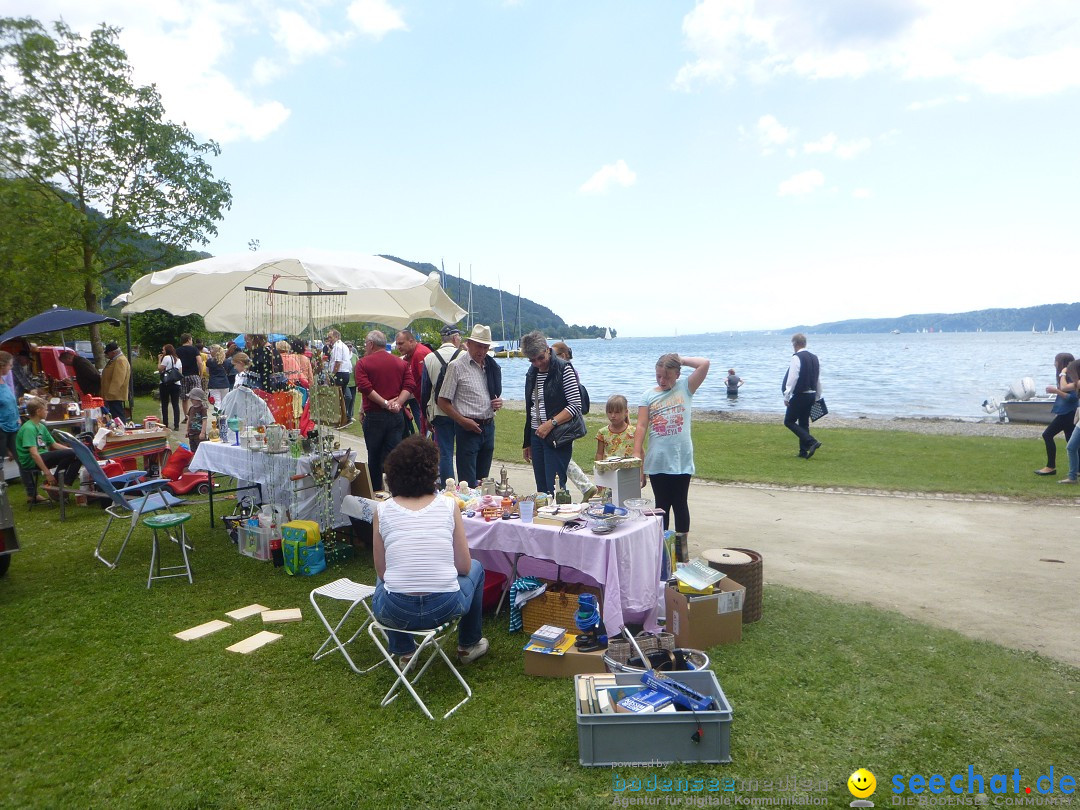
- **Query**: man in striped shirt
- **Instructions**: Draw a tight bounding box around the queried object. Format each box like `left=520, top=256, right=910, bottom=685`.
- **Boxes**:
left=437, top=325, right=503, bottom=487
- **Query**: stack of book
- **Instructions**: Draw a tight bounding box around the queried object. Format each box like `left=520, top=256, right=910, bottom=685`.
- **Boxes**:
left=674, top=558, right=727, bottom=595
left=523, top=625, right=575, bottom=655
left=576, top=674, right=677, bottom=714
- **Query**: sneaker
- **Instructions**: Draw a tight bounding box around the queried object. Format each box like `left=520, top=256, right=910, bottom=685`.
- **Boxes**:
left=1059, top=478, right=1077, bottom=485
left=581, top=485, right=598, bottom=503
left=458, top=637, right=489, bottom=664
left=395, top=652, right=415, bottom=668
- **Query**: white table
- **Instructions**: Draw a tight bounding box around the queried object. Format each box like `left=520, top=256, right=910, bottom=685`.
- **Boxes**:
left=190, top=442, right=350, bottom=527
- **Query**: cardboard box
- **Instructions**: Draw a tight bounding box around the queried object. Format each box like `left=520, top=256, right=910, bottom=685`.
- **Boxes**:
left=664, top=578, right=745, bottom=648
left=524, top=640, right=611, bottom=678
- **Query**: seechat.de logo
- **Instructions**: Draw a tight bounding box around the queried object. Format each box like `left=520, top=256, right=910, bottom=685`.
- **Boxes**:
left=848, top=768, right=877, bottom=807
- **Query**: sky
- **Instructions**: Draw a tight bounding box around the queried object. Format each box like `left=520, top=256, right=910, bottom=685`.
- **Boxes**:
left=4, top=0, right=1080, bottom=335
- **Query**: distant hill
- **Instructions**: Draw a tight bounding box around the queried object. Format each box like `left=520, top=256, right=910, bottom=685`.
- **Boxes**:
left=383, top=256, right=614, bottom=340
left=788, top=303, right=1080, bottom=334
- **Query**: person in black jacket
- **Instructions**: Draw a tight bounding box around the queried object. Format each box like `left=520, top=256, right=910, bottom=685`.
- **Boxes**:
left=521, top=330, right=583, bottom=494
left=58, top=350, right=101, bottom=398
left=782, top=333, right=822, bottom=458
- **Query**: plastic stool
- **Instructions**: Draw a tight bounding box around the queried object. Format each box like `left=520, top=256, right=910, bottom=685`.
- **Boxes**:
left=143, top=512, right=194, bottom=588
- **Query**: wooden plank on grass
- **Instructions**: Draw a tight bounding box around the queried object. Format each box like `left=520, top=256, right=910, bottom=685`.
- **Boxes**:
left=175, top=620, right=231, bottom=641
left=226, top=631, right=282, bottom=654
left=262, top=608, right=302, bottom=624
left=225, top=604, right=270, bottom=621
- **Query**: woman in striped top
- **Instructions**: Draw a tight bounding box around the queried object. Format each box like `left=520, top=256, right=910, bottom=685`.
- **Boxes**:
left=521, top=330, right=584, bottom=494
left=371, top=436, right=489, bottom=664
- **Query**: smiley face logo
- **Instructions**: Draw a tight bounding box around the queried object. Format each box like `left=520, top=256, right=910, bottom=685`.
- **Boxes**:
left=848, top=769, right=876, bottom=798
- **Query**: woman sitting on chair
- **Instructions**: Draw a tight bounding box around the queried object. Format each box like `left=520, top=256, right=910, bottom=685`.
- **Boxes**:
left=371, top=436, right=489, bottom=665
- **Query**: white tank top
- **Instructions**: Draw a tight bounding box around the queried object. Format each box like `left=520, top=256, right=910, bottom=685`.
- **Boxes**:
left=378, top=496, right=459, bottom=594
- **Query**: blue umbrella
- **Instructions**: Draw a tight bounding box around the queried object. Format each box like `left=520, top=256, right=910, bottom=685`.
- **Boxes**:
left=0, top=306, right=120, bottom=344
left=232, top=333, right=286, bottom=350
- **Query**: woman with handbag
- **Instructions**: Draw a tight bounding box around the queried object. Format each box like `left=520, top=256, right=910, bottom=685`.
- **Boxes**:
left=633, top=353, right=710, bottom=544
left=157, top=344, right=183, bottom=431
left=521, top=330, right=585, bottom=494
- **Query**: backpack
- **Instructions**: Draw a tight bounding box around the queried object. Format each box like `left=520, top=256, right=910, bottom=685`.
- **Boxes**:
left=422, top=347, right=463, bottom=414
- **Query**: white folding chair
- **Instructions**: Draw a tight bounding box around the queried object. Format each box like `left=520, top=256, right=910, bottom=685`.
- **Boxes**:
left=309, top=578, right=382, bottom=674
left=366, top=618, right=472, bottom=720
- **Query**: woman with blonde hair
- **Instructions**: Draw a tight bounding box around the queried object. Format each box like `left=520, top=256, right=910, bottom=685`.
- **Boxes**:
left=207, top=345, right=230, bottom=404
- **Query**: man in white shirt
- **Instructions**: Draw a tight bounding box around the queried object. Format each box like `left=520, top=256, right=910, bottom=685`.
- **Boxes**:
left=326, top=329, right=354, bottom=425
left=782, top=333, right=822, bottom=459
left=423, top=325, right=464, bottom=484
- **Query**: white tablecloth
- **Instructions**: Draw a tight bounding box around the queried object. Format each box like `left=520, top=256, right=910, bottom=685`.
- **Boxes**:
left=465, top=514, right=664, bottom=637
left=189, top=442, right=350, bottom=527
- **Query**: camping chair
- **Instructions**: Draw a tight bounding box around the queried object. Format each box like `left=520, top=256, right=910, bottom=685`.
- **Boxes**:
left=366, top=617, right=473, bottom=720
left=54, top=431, right=187, bottom=569
left=309, top=578, right=382, bottom=674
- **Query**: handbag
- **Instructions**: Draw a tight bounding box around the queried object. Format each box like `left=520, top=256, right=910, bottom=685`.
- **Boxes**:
left=544, top=412, right=587, bottom=448
left=810, top=398, right=828, bottom=422
left=162, top=364, right=182, bottom=385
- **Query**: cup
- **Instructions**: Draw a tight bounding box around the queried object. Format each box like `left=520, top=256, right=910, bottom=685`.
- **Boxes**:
left=519, top=500, right=534, bottom=523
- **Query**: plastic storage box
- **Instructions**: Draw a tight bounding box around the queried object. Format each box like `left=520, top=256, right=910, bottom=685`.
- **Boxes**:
left=238, top=524, right=273, bottom=561
left=575, top=670, right=733, bottom=767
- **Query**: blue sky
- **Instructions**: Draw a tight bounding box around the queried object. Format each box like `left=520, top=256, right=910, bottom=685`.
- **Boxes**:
left=8, top=0, right=1080, bottom=335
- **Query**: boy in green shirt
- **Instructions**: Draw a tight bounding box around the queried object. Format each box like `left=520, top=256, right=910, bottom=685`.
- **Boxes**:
left=16, top=397, right=82, bottom=504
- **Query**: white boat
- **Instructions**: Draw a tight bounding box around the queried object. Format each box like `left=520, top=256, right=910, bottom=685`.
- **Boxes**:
left=603, top=327, right=613, bottom=340
left=982, top=377, right=1056, bottom=424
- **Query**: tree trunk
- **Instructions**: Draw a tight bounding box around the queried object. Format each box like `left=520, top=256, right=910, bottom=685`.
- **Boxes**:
left=83, top=268, right=103, bottom=366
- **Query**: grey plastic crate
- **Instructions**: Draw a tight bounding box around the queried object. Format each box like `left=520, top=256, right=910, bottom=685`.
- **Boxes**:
left=576, top=670, right=733, bottom=767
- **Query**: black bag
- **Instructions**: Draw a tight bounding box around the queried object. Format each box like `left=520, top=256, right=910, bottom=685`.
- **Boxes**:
left=543, top=412, right=587, bottom=448
left=222, top=495, right=258, bottom=544
left=579, top=384, right=590, bottom=415
left=810, top=398, right=828, bottom=422
left=162, top=364, right=182, bottom=385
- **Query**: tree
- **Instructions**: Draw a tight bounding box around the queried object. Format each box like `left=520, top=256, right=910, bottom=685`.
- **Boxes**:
left=0, top=17, right=231, bottom=361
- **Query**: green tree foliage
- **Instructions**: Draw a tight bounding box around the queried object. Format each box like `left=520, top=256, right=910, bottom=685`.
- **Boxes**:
left=0, top=17, right=231, bottom=361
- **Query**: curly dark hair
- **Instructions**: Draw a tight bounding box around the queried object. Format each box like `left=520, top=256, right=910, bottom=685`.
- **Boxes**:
left=384, top=436, right=440, bottom=497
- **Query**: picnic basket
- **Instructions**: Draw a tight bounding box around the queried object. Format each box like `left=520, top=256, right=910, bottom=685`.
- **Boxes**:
left=520, top=580, right=602, bottom=636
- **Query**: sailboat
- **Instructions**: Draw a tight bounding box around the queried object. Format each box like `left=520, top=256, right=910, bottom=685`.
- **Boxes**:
left=1046, top=321, right=1055, bottom=334
left=603, top=327, right=613, bottom=340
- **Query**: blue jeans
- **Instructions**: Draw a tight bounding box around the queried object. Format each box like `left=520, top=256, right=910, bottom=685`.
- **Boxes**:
left=455, top=420, right=495, bottom=487
left=372, top=560, right=485, bottom=655
left=362, top=410, right=404, bottom=491
left=1066, top=427, right=1080, bottom=481
left=529, top=430, right=573, bottom=493
left=432, top=415, right=456, bottom=485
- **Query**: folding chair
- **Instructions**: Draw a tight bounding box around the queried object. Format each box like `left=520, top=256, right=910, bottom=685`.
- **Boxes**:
left=309, top=578, right=382, bottom=674
left=54, top=431, right=186, bottom=569
left=366, top=617, right=473, bottom=720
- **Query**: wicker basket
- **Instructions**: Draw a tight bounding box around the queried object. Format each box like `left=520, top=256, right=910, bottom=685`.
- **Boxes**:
left=520, top=581, right=602, bottom=636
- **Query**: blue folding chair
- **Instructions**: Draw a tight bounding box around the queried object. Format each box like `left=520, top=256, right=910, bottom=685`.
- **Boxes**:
left=54, top=431, right=187, bottom=569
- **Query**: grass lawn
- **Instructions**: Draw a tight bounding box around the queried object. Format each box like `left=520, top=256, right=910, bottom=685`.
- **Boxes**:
left=3, top=468, right=1079, bottom=806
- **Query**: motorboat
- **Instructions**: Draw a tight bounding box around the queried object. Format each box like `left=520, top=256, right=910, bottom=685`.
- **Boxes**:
left=982, top=377, right=1055, bottom=424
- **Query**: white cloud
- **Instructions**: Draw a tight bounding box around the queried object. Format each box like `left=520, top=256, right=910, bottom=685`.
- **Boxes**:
left=804, top=133, right=837, bottom=154
left=852, top=188, right=873, bottom=199
left=803, top=132, right=870, bottom=159
left=272, top=9, right=334, bottom=63
left=676, top=0, right=1080, bottom=96
left=778, top=169, right=824, bottom=197
left=756, top=114, right=794, bottom=155
left=579, top=160, right=637, bottom=195
left=835, top=137, right=871, bottom=159
left=346, top=0, right=408, bottom=39
left=907, top=94, right=969, bottom=111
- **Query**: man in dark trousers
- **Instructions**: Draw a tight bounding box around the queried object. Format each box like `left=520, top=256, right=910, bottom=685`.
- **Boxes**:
left=782, top=333, right=822, bottom=459
left=58, top=350, right=101, bottom=398
left=354, top=329, right=414, bottom=491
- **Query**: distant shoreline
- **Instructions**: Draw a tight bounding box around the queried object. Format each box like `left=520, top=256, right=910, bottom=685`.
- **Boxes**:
left=499, top=399, right=1043, bottom=438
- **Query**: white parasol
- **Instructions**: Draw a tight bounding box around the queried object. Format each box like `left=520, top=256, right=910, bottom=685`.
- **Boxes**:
left=118, top=250, right=466, bottom=333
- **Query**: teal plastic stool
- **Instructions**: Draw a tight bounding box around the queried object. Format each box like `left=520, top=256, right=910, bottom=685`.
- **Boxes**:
left=143, top=512, right=194, bottom=588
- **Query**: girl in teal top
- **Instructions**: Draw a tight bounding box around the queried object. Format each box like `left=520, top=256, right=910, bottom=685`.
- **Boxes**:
left=633, top=353, right=710, bottom=535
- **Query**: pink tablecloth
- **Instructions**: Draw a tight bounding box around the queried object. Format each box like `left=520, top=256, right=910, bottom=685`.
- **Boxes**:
left=464, top=514, right=664, bottom=637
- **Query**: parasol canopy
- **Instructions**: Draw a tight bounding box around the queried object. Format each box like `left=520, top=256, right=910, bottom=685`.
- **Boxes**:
left=118, top=250, right=466, bottom=334
left=0, top=306, right=120, bottom=344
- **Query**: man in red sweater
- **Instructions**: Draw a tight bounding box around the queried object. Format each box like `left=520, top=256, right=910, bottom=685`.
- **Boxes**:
left=394, top=329, right=432, bottom=438
left=355, top=330, right=415, bottom=491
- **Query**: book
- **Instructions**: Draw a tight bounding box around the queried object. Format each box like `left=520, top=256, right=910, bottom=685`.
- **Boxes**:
left=576, top=675, right=591, bottom=714
left=674, top=558, right=726, bottom=592
left=529, top=624, right=567, bottom=647
left=616, top=688, right=674, bottom=714
left=522, top=634, right=576, bottom=656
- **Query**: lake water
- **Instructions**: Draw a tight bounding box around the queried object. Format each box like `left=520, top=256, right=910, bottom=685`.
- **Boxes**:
left=496, top=332, right=1080, bottom=421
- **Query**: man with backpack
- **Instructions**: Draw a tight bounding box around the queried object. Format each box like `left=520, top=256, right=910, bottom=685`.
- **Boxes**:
left=422, top=324, right=464, bottom=485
